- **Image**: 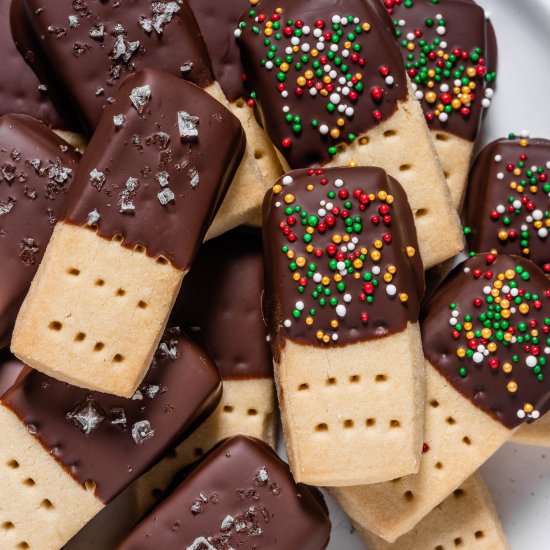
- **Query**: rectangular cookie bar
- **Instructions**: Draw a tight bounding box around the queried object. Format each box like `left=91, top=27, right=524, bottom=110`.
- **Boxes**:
left=0, top=330, right=222, bottom=550
left=263, top=167, right=425, bottom=486
left=12, top=69, right=244, bottom=397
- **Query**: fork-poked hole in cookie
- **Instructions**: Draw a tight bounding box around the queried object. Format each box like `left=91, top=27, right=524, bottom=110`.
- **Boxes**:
left=2, top=521, right=14, bottom=530
left=93, top=342, right=105, bottom=352
left=74, top=332, right=86, bottom=342
left=435, top=132, right=449, bottom=142
left=23, top=478, right=36, bottom=487
left=383, top=129, right=398, bottom=138
left=41, top=499, right=54, bottom=510
left=67, top=267, right=80, bottom=276
left=474, top=531, right=484, bottom=539
left=7, top=459, right=19, bottom=469
left=315, top=423, right=329, bottom=432
left=16, top=542, right=29, bottom=549
left=48, top=321, right=62, bottom=332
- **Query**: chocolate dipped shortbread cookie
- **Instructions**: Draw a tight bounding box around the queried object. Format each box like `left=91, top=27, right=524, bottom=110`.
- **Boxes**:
left=0, top=114, right=79, bottom=350
left=238, top=0, right=462, bottom=268
left=135, top=228, right=277, bottom=513
left=263, top=167, right=425, bottom=486
left=118, top=436, right=331, bottom=550
left=0, top=331, right=222, bottom=550
left=356, top=472, right=509, bottom=550
left=464, top=136, right=550, bottom=273
left=384, top=0, right=497, bottom=207
left=11, top=0, right=268, bottom=236
left=12, top=69, right=244, bottom=397
left=332, top=253, right=550, bottom=542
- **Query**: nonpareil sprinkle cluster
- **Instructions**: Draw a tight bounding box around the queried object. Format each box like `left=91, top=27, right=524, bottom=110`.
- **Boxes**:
left=385, top=0, right=496, bottom=124
left=238, top=8, right=395, bottom=158
left=273, top=170, right=415, bottom=344
left=448, top=257, right=550, bottom=420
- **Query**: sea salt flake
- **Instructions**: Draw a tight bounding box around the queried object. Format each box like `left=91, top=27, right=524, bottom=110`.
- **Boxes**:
left=151, top=2, right=181, bottom=34
left=89, top=24, right=105, bottom=39
left=86, top=209, right=101, bottom=225
left=191, top=500, right=204, bottom=514
left=180, top=61, right=193, bottom=74
left=158, top=187, right=175, bottom=205
left=0, top=198, right=15, bottom=216
left=132, top=390, right=144, bottom=401
left=235, top=518, right=247, bottom=532
left=178, top=111, right=199, bottom=140
left=131, top=420, right=155, bottom=445
left=113, top=114, right=125, bottom=128
left=189, top=167, right=199, bottom=188
left=119, top=177, right=140, bottom=213
left=156, top=171, right=169, bottom=187
left=220, top=515, right=234, bottom=531
left=110, top=407, right=127, bottom=428
left=68, top=15, right=79, bottom=28
left=89, top=168, right=106, bottom=190
left=139, top=17, right=153, bottom=33
left=19, top=237, right=39, bottom=265
left=130, top=85, right=151, bottom=114
left=256, top=466, right=269, bottom=484
left=66, top=397, right=105, bottom=436
left=143, top=384, right=160, bottom=399
left=48, top=160, right=72, bottom=184
left=186, top=538, right=216, bottom=550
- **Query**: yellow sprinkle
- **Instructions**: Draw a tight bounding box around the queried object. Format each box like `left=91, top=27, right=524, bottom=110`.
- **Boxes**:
left=494, top=280, right=503, bottom=289
left=519, top=303, right=529, bottom=315
left=359, top=137, right=369, bottom=145
left=374, top=240, right=383, bottom=249
left=500, top=299, right=510, bottom=310
left=306, top=317, right=313, bottom=325
left=311, top=49, right=318, bottom=57
left=362, top=22, right=371, bottom=31
left=487, top=342, right=497, bottom=353
left=330, top=129, right=340, bottom=139
left=264, top=28, right=273, bottom=36
left=297, top=76, right=306, bottom=86
left=371, top=250, right=381, bottom=261
left=322, top=335, right=330, bottom=343
left=427, top=69, right=435, bottom=78
left=481, top=328, right=492, bottom=339
left=452, top=99, right=461, bottom=110
left=469, top=81, right=476, bottom=90
left=306, top=244, right=314, bottom=253
left=316, top=331, right=324, bottom=340
left=337, top=118, right=345, bottom=127
left=530, top=185, right=538, bottom=193
left=320, top=89, right=328, bottom=97
left=531, top=329, right=539, bottom=337
left=353, top=259, right=363, bottom=269
left=466, top=67, right=476, bottom=78
left=334, top=274, right=343, bottom=282
left=524, top=403, right=534, bottom=413
left=456, top=348, right=466, bottom=358
left=407, top=43, right=415, bottom=51
left=461, top=94, right=471, bottom=105
left=292, top=45, right=299, bottom=52
left=333, top=235, right=342, bottom=244
left=354, top=272, right=361, bottom=279
left=331, top=320, right=339, bottom=328
left=284, top=194, right=295, bottom=204
left=425, top=91, right=437, bottom=104
left=386, top=195, right=394, bottom=204
left=387, top=265, right=396, bottom=274
left=501, top=309, right=511, bottom=319
left=534, top=220, right=543, bottom=229
left=523, top=248, right=530, bottom=255
left=502, top=362, right=513, bottom=373
left=519, top=139, right=529, bottom=147
left=292, top=273, right=300, bottom=281
left=304, top=70, right=314, bottom=80
left=348, top=160, right=358, bottom=167
left=272, top=184, right=282, bottom=194
left=497, top=273, right=505, bottom=281
left=507, top=381, right=518, bottom=393
left=321, top=276, right=330, bottom=286
left=490, top=288, right=500, bottom=298
left=399, top=293, right=408, bottom=303
left=344, top=41, right=352, bottom=49
left=361, top=247, right=368, bottom=255
left=406, top=246, right=416, bottom=257
left=378, top=190, right=388, bottom=200
left=266, top=21, right=273, bottom=28
left=287, top=250, right=294, bottom=259
left=355, top=73, right=362, bottom=81
left=427, top=81, right=435, bottom=89
left=306, top=226, right=314, bottom=235
left=464, top=322, right=473, bottom=331
left=466, top=331, right=474, bottom=340
left=276, top=7, right=282, bottom=13
left=343, top=234, right=350, bottom=243
left=323, top=76, right=332, bottom=84
left=296, top=256, right=306, bottom=267
left=510, top=182, right=517, bottom=190
left=383, top=273, right=393, bottom=283
left=280, top=63, right=289, bottom=72
left=306, top=184, right=314, bottom=191
left=503, top=331, right=512, bottom=341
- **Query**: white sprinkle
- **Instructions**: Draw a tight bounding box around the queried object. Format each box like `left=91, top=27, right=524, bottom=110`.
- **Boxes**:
left=332, top=15, right=341, bottom=24
left=319, top=125, right=329, bottom=135
left=336, top=304, right=346, bottom=317
left=343, top=293, right=352, bottom=303
left=439, top=112, right=449, bottom=123
left=482, top=98, right=491, bottom=108
left=295, top=301, right=304, bottom=311
left=531, top=410, right=540, bottom=419
left=234, top=28, right=241, bottom=38
left=496, top=172, right=504, bottom=180
left=386, top=76, right=394, bottom=86
left=483, top=285, right=491, bottom=295
left=313, top=273, right=322, bottom=283
left=472, top=352, right=484, bottom=364
left=372, top=266, right=381, bottom=275
left=496, top=205, right=505, bottom=214
left=334, top=179, right=344, bottom=188
left=533, top=209, right=544, bottom=221
left=282, top=175, right=293, bottom=186
left=386, top=284, right=397, bottom=297
left=526, top=355, right=538, bottom=368
left=494, top=154, right=502, bottom=162
left=284, top=319, right=291, bottom=328
left=440, top=84, right=449, bottom=93
left=538, top=228, right=548, bottom=238
left=517, top=410, right=526, bottom=419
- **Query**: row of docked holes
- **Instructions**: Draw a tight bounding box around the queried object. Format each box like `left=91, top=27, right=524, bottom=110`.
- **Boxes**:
left=223, top=406, right=259, bottom=416
left=47, top=323, right=124, bottom=362
left=297, top=374, right=388, bottom=391
left=66, top=268, right=148, bottom=308
left=429, top=400, right=473, bottom=446
left=315, top=419, right=401, bottom=432
left=433, top=532, right=484, bottom=550
left=113, top=235, right=170, bottom=265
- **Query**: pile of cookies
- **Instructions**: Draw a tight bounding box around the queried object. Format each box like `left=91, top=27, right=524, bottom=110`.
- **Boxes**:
left=0, top=0, right=547, bottom=549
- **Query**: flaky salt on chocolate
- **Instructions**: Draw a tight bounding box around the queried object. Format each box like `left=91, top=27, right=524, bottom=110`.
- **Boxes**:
left=0, top=332, right=221, bottom=550
left=0, top=114, right=79, bottom=349
left=334, top=254, right=550, bottom=542
left=383, top=0, right=498, bottom=207
left=12, top=0, right=282, bottom=234
left=135, top=228, right=277, bottom=513
left=11, top=69, right=244, bottom=397
left=263, top=167, right=425, bottom=486
left=238, top=0, right=463, bottom=268
left=118, top=436, right=331, bottom=550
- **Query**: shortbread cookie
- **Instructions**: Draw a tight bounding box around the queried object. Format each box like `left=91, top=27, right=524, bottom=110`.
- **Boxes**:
left=464, top=136, right=550, bottom=273
left=118, top=436, right=331, bottom=550
left=11, top=0, right=268, bottom=234
left=383, top=0, right=497, bottom=207
left=356, top=473, right=509, bottom=550
left=0, top=114, right=79, bottom=349
left=187, top=0, right=284, bottom=226
left=0, top=331, right=221, bottom=550
left=135, top=228, right=277, bottom=512
left=12, top=69, right=244, bottom=397
left=331, top=253, right=550, bottom=542
left=512, top=411, right=550, bottom=447
left=238, top=0, right=462, bottom=268
left=263, top=167, right=425, bottom=486
left=0, top=350, right=28, bottom=397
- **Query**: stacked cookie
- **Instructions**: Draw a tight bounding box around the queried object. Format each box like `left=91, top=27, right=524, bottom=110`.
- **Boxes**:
left=0, top=1, right=548, bottom=549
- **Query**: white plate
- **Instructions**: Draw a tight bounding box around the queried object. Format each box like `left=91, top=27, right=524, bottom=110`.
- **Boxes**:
left=329, top=0, right=550, bottom=548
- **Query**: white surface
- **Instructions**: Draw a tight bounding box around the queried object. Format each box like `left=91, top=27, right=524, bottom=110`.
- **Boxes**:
left=328, top=1, right=550, bottom=548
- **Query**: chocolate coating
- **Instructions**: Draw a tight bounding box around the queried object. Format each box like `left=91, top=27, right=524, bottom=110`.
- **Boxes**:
left=188, top=0, right=249, bottom=102
left=117, top=435, right=331, bottom=550
left=0, top=114, right=79, bottom=349
left=0, top=349, right=28, bottom=397
left=422, top=254, right=550, bottom=429
left=171, top=228, right=273, bottom=380
left=1, top=329, right=222, bottom=503
left=1, top=0, right=67, bottom=127
left=263, top=167, right=424, bottom=357
left=464, top=137, right=550, bottom=274
left=384, top=0, right=497, bottom=141
left=13, top=0, right=215, bottom=134
left=62, top=69, right=245, bottom=271
left=238, top=0, right=408, bottom=168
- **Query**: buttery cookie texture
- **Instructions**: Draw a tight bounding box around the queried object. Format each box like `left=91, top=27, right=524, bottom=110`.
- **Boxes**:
left=118, top=436, right=331, bottom=550
left=135, top=228, right=277, bottom=513
left=11, top=0, right=272, bottom=235
left=12, top=69, right=244, bottom=397
left=263, top=167, right=425, bottom=486
left=357, top=473, right=509, bottom=550
left=238, top=0, right=463, bottom=268
left=332, top=253, right=550, bottom=542
left=0, top=332, right=222, bottom=550
left=384, top=0, right=497, bottom=207
left=0, top=114, right=79, bottom=349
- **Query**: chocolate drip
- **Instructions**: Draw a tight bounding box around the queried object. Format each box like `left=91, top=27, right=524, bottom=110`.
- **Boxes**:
left=464, top=137, right=550, bottom=274
left=62, top=69, right=245, bottom=271
left=263, top=167, right=423, bottom=357
left=385, top=0, right=497, bottom=141
left=1, top=331, right=222, bottom=503
left=172, top=228, right=273, bottom=380
left=0, top=114, right=79, bottom=349
left=188, top=0, right=250, bottom=102
left=238, top=0, right=408, bottom=168
left=13, top=0, right=216, bottom=134
left=422, top=254, right=550, bottom=429
left=117, top=435, right=331, bottom=550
